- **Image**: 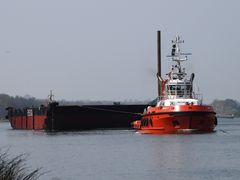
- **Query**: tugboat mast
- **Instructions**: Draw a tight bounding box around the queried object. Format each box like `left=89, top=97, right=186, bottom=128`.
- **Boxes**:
left=155, top=34, right=199, bottom=103
left=168, top=35, right=191, bottom=81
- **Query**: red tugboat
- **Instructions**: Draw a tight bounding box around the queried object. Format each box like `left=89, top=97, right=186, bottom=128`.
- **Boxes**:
left=132, top=32, right=217, bottom=134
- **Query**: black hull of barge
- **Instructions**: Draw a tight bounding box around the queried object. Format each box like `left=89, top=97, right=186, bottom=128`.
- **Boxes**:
left=45, top=103, right=148, bottom=131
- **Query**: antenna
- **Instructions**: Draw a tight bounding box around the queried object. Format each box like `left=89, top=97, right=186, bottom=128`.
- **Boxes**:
left=48, top=90, right=54, bottom=103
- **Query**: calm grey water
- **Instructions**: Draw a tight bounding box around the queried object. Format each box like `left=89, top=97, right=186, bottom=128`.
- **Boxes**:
left=1, top=118, right=240, bottom=180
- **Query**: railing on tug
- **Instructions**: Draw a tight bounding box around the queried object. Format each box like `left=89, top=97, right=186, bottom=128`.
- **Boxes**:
left=158, top=92, right=203, bottom=104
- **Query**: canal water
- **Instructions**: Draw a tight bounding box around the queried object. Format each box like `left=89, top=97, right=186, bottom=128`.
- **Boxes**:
left=0, top=118, right=240, bottom=180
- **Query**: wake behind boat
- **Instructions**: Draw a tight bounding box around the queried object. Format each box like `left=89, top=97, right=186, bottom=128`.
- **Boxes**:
left=132, top=32, right=217, bottom=134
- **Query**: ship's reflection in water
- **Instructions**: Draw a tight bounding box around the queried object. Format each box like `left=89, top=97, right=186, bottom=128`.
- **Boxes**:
left=1, top=118, right=240, bottom=180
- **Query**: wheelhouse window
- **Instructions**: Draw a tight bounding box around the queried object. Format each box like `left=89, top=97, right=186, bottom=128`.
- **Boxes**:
left=167, top=83, right=192, bottom=97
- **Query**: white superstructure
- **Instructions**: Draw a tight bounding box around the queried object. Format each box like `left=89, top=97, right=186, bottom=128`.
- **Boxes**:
left=157, top=35, right=202, bottom=107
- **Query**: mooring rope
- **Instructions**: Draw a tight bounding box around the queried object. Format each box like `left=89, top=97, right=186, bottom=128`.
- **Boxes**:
left=81, top=106, right=142, bottom=116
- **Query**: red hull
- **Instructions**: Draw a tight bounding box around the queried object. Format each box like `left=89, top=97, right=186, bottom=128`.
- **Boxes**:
left=9, top=115, right=46, bottom=130
left=133, top=105, right=217, bottom=134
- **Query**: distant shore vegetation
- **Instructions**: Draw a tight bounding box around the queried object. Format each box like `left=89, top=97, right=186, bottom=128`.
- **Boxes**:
left=0, top=93, right=239, bottom=118
left=212, top=99, right=240, bottom=117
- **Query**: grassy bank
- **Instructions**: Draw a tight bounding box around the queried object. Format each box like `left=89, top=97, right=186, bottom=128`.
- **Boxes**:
left=0, top=150, right=42, bottom=180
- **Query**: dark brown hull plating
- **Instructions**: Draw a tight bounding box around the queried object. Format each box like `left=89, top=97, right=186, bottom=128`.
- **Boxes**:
left=45, top=103, right=148, bottom=131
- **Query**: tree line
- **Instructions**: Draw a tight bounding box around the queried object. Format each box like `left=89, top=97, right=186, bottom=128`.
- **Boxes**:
left=0, top=93, right=239, bottom=119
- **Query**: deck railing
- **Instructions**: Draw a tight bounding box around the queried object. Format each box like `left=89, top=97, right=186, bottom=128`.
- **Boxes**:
left=159, top=91, right=203, bottom=103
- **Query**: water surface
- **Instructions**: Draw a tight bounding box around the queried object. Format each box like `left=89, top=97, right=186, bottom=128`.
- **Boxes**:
left=0, top=118, right=240, bottom=180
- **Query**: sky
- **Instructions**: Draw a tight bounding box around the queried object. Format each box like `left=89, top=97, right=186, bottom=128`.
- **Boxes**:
left=0, top=0, right=239, bottom=103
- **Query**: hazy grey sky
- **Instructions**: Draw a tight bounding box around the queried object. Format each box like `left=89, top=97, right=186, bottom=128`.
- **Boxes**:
left=0, top=0, right=239, bottom=103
